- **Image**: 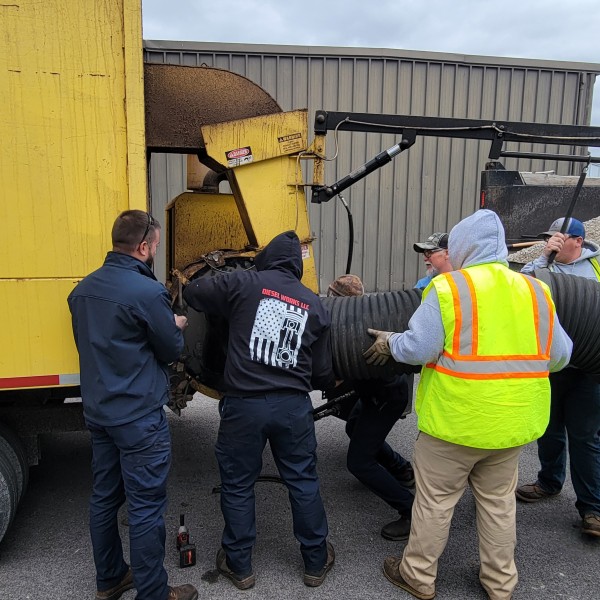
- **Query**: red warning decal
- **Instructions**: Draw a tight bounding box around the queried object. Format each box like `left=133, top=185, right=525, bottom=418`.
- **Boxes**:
left=226, top=147, right=251, bottom=159
left=225, top=146, right=253, bottom=167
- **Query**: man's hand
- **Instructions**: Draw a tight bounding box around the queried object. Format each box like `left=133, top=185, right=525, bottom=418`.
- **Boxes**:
left=363, top=328, right=393, bottom=366
left=175, top=315, right=188, bottom=330
left=543, top=232, right=567, bottom=258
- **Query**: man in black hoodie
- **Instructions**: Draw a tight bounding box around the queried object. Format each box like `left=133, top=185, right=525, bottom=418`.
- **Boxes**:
left=183, top=231, right=336, bottom=590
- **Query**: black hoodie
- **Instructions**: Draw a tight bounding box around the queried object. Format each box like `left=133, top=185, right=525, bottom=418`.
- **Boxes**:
left=183, top=231, right=336, bottom=395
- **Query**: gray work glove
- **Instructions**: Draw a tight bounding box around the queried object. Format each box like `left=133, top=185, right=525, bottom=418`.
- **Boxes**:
left=363, top=328, right=393, bottom=366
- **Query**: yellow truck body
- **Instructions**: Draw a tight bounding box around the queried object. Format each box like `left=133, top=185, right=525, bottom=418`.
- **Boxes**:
left=0, top=0, right=146, bottom=391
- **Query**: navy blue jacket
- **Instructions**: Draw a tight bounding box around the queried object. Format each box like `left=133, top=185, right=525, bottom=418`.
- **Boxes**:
left=68, top=251, right=183, bottom=426
left=183, top=231, right=336, bottom=395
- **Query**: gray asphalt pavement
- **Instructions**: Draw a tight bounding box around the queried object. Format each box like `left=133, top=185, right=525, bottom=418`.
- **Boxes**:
left=0, top=388, right=598, bottom=600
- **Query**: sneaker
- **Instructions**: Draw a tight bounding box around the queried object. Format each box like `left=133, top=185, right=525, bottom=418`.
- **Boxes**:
left=515, top=481, right=560, bottom=503
left=303, top=542, right=335, bottom=587
left=392, top=462, right=416, bottom=488
left=167, top=585, right=199, bottom=600
left=382, top=556, right=435, bottom=600
left=381, top=516, right=411, bottom=541
left=96, top=568, right=134, bottom=600
left=216, top=548, right=256, bottom=590
left=582, top=513, right=600, bottom=538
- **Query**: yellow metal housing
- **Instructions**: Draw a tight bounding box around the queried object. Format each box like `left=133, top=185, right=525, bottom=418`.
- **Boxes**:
left=199, top=110, right=318, bottom=291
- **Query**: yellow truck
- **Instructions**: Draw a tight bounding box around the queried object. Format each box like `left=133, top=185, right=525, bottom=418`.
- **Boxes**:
left=0, top=0, right=147, bottom=539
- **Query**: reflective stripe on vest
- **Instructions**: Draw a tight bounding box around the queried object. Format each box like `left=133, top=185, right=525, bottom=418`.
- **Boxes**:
left=427, top=269, right=553, bottom=380
left=591, top=257, right=600, bottom=281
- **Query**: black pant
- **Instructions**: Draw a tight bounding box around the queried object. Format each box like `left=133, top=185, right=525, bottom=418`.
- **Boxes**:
left=216, top=392, right=328, bottom=575
left=345, top=378, right=413, bottom=517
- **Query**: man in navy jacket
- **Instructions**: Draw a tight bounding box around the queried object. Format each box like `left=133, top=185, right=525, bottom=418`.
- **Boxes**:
left=184, top=230, right=336, bottom=590
left=68, top=210, right=197, bottom=600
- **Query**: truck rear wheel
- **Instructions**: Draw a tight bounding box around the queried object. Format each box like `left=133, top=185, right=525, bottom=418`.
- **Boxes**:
left=0, top=423, right=29, bottom=542
left=0, top=446, right=19, bottom=540
left=0, top=422, right=28, bottom=501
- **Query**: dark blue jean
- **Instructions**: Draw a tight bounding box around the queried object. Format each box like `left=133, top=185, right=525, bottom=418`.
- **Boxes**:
left=215, top=391, right=328, bottom=576
left=87, top=409, right=171, bottom=600
left=537, top=369, right=600, bottom=517
left=345, top=390, right=413, bottom=517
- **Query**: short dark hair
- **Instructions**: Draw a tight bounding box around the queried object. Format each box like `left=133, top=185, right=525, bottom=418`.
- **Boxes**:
left=112, top=210, right=160, bottom=252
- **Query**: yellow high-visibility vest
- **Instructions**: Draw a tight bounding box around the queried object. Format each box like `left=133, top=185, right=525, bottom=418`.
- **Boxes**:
left=417, top=263, right=556, bottom=449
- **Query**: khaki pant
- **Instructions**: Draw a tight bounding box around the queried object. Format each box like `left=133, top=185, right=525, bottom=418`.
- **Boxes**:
left=398, top=433, right=521, bottom=600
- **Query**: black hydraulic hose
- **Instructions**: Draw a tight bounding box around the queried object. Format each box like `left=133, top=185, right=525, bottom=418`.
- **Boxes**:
left=336, top=193, right=354, bottom=274
left=322, top=289, right=423, bottom=380
left=534, top=270, right=600, bottom=378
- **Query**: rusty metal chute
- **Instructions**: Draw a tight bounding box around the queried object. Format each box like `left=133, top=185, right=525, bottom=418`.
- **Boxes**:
left=144, top=63, right=282, bottom=162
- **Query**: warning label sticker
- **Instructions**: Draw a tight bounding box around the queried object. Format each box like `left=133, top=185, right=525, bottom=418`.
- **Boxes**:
left=278, top=132, right=303, bottom=154
left=226, top=146, right=253, bottom=168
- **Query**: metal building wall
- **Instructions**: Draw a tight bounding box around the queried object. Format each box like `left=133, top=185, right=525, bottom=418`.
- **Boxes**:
left=144, top=41, right=598, bottom=291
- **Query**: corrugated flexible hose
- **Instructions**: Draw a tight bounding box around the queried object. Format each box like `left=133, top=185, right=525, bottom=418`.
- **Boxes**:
left=322, top=290, right=423, bottom=380
left=534, top=270, right=600, bottom=377
left=323, top=271, right=600, bottom=381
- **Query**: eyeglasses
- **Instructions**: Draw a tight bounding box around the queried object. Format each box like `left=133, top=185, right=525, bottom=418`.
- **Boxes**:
left=139, top=212, right=155, bottom=246
left=423, top=249, right=444, bottom=259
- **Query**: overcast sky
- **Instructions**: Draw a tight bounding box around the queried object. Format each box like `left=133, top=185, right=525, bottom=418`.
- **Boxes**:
left=142, top=0, right=600, bottom=150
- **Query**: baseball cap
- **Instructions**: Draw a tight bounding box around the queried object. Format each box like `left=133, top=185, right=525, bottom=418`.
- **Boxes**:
left=538, top=217, right=585, bottom=239
left=413, top=232, right=449, bottom=253
left=327, top=274, right=365, bottom=297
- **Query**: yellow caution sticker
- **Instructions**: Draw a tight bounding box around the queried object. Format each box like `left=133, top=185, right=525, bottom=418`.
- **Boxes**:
left=278, top=132, right=303, bottom=153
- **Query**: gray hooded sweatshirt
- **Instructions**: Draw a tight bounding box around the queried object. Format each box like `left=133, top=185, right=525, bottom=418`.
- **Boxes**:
left=521, top=238, right=600, bottom=280
left=388, top=210, right=572, bottom=371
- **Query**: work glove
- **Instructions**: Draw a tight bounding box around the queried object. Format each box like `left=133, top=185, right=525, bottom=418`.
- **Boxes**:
left=363, top=328, right=393, bottom=366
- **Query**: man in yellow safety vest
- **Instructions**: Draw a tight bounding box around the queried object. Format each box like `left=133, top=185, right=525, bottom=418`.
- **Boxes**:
left=364, top=209, right=572, bottom=600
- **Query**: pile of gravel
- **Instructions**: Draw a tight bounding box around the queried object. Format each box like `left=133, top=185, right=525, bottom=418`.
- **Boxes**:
left=509, top=216, right=600, bottom=265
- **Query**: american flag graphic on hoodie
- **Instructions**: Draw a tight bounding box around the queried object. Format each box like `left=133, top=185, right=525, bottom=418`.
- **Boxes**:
left=249, top=297, right=308, bottom=368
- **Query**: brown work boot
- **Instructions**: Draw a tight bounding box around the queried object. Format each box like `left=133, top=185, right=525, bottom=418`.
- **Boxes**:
left=582, top=513, right=600, bottom=537
left=96, top=568, right=134, bottom=600
left=167, top=584, right=199, bottom=600
left=381, top=516, right=411, bottom=541
left=383, top=556, right=435, bottom=600
left=303, top=542, right=335, bottom=587
left=515, top=481, right=560, bottom=503
left=216, top=548, right=256, bottom=590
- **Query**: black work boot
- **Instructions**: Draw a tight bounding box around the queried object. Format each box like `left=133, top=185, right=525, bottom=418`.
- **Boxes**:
left=381, top=516, right=411, bottom=541
left=391, top=462, right=416, bottom=488
left=95, top=568, right=134, bottom=600
left=167, top=584, right=199, bottom=600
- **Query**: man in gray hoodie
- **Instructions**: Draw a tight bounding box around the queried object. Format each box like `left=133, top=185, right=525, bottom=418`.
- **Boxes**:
left=516, top=217, right=600, bottom=538
left=364, top=210, right=572, bottom=600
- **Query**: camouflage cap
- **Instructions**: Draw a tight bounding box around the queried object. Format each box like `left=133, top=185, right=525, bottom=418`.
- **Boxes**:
left=413, top=232, right=449, bottom=253
left=327, top=274, right=365, bottom=297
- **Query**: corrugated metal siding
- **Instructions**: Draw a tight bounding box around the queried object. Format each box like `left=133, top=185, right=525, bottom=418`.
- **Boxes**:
left=144, top=41, right=599, bottom=291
